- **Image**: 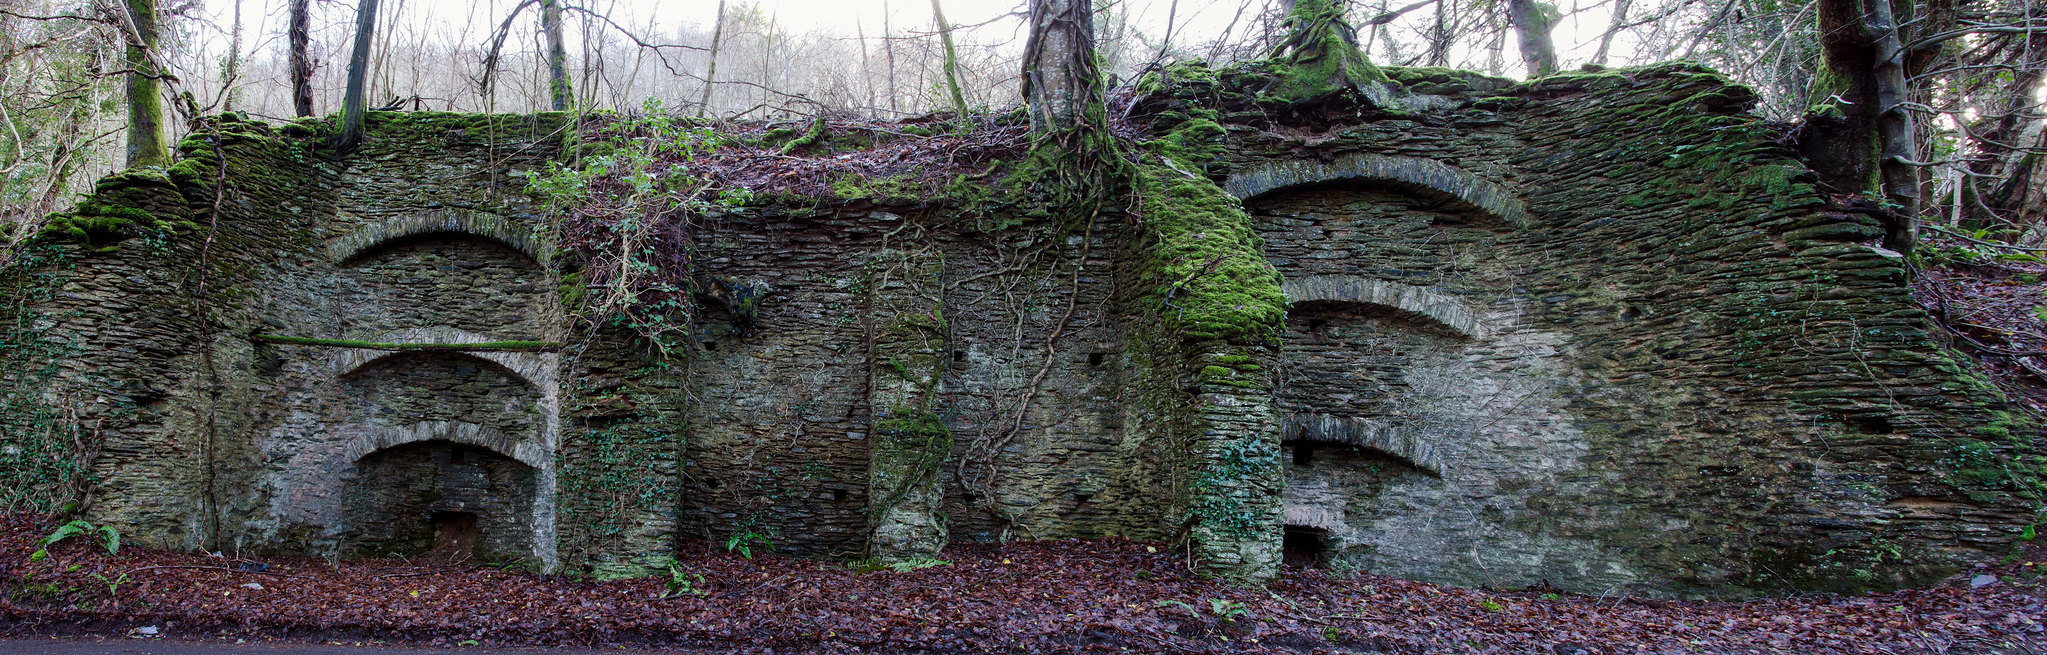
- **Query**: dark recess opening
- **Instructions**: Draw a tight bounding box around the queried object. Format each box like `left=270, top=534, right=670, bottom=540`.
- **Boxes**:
left=1074, top=493, right=1093, bottom=505
left=954, top=350, right=967, bottom=362
left=1847, top=415, right=1894, bottom=434
left=1088, top=352, right=1106, bottom=366
left=832, top=489, right=848, bottom=502
left=1307, top=319, right=1328, bottom=332
left=1282, top=525, right=1327, bottom=568
left=1287, top=441, right=1316, bottom=467
left=427, top=511, right=479, bottom=563
left=702, top=340, right=718, bottom=351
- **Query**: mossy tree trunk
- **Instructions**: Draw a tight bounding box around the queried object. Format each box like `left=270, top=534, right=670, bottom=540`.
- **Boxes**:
left=289, top=0, right=314, bottom=117
left=1801, top=0, right=1919, bottom=255
left=1505, top=0, right=1558, bottom=77
left=541, top=0, right=572, bottom=112
left=121, top=0, right=168, bottom=168
left=1260, top=0, right=1394, bottom=106
left=931, top=0, right=969, bottom=120
left=697, top=0, right=725, bottom=118
left=337, top=0, right=379, bottom=151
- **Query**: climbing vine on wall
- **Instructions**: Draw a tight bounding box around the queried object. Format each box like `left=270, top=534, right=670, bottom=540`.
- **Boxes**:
left=528, top=102, right=738, bottom=574
left=527, top=99, right=745, bottom=355
left=0, top=246, right=95, bottom=513
left=1185, top=438, right=1280, bottom=539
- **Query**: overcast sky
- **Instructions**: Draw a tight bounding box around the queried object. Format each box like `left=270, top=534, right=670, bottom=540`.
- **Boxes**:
left=191, top=0, right=1643, bottom=80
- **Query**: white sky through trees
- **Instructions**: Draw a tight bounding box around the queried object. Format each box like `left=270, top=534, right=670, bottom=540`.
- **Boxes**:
left=185, top=0, right=1652, bottom=104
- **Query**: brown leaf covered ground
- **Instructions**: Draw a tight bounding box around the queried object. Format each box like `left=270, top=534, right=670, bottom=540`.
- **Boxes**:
left=0, top=516, right=2041, bottom=654
left=1913, top=233, right=2047, bottom=413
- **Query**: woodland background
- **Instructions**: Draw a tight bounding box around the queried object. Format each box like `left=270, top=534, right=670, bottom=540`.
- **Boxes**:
left=0, top=0, right=2039, bottom=260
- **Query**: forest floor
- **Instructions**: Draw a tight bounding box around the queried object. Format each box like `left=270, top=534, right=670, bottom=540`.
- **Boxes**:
left=1913, top=229, right=2047, bottom=413
left=0, top=515, right=2041, bottom=655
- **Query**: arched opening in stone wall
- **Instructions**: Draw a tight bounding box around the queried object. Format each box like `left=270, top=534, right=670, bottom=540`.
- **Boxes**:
left=1277, top=300, right=1470, bottom=455
left=332, top=349, right=553, bottom=565
left=1247, top=173, right=1618, bottom=587
left=341, top=440, right=539, bottom=563
left=340, top=352, right=547, bottom=438
left=338, top=233, right=549, bottom=339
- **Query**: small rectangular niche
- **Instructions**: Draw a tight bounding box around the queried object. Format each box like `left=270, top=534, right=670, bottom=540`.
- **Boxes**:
left=1285, top=441, right=1317, bottom=467
left=1282, top=525, right=1328, bottom=568
left=428, top=511, right=479, bottom=564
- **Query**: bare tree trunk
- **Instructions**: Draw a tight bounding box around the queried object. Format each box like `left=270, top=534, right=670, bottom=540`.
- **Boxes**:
left=40, top=95, right=90, bottom=213
left=541, top=0, right=571, bottom=111
left=1022, top=0, right=1102, bottom=135
left=1484, top=23, right=1505, bottom=76
left=222, top=0, right=244, bottom=111
left=931, top=0, right=969, bottom=118
left=1978, top=32, right=2047, bottom=228
left=760, top=13, right=774, bottom=112
left=1802, top=0, right=1918, bottom=254
left=698, top=0, right=726, bottom=117
left=290, top=0, right=314, bottom=117
left=338, top=0, right=380, bottom=152
left=122, top=0, right=168, bottom=168
left=884, top=0, right=899, bottom=115
left=857, top=17, right=876, bottom=113
left=372, top=0, right=398, bottom=108
left=1506, top=0, right=1557, bottom=77
left=1591, top=0, right=1631, bottom=65
left=1426, top=0, right=1450, bottom=66
left=1869, top=0, right=1920, bottom=252
left=1156, top=0, right=1181, bottom=66
left=478, top=0, right=537, bottom=103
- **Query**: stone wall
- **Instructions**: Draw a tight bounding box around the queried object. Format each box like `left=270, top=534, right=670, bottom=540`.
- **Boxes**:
left=0, top=112, right=672, bottom=573
left=678, top=206, right=1150, bottom=557
left=1, top=62, right=2037, bottom=596
left=1139, top=62, right=2040, bottom=593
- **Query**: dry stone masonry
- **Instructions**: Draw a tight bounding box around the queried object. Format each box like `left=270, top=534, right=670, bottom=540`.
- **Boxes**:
left=1, top=62, right=2039, bottom=597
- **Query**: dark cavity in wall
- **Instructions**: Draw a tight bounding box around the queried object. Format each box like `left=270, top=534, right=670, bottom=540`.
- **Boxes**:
left=1283, top=525, right=1329, bottom=568
left=1286, top=440, right=1317, bottom=467
left=1846, top=414, right=1894, bottom=435
left=428, top=510, right=479, bottom=563
left=342, top=440, right=538, bottom=563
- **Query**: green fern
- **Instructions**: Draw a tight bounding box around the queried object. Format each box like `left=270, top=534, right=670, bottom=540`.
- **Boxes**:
left=37, top=519, right=120, bottom=558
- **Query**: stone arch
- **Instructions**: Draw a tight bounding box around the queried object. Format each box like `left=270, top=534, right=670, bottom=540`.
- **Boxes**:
left=339, top=420, right=551, bottom=471
left=1282, top=413, right=1445, bottom=475
left=331, top=328, right=559, bottom=394
left=340, top=436, right=548, bottom=565
left=330, top=209, right=547, bottom=265
left=1225, top=154, right=1534, bottom=228
left=1283, top=275, right=1485, bottom=339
